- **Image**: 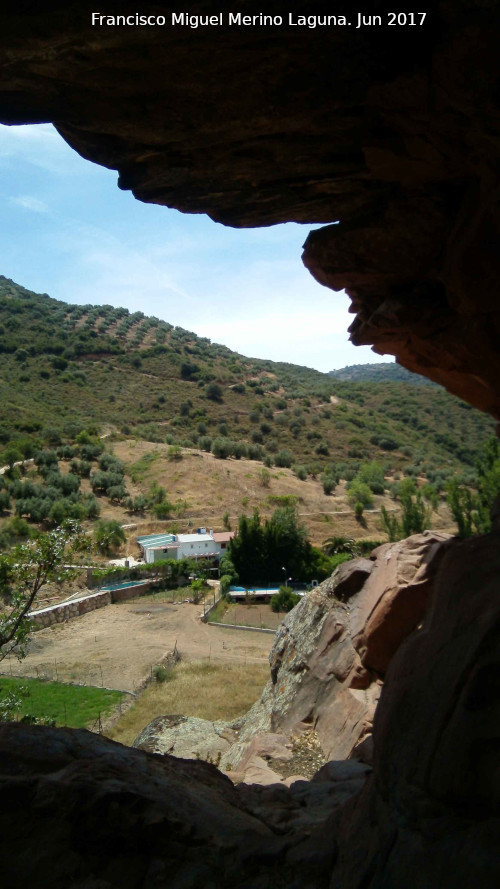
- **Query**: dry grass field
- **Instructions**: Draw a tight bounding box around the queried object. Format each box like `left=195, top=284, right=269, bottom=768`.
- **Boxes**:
left=100, top=441, right=457, bottom=555
left=6, top=599, right=274, bottom=693
left=106, top=660, right=270, bottom=747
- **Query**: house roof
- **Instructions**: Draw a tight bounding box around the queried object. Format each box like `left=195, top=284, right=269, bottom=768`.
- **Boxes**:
left=137, top=533, right=176, bottom=549
left=212, top=532, right=234, bottom=543
left=177, top=533, right=214, bottom=544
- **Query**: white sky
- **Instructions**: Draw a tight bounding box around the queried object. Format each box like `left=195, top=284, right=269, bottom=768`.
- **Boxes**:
left=0, top=123, right=391, bottom=372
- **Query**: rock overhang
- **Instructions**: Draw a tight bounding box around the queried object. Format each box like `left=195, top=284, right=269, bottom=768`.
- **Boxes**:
left=2, top=3, right=500, bottom=418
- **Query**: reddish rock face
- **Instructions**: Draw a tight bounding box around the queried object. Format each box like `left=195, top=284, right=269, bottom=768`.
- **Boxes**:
left=330, top=528, right=500, bottom=889
left=1, top=3, right=500, bottom=416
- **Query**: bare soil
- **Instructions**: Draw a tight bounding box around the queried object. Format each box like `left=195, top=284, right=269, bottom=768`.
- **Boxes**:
left=5, top=599, right=273, bottom=693
left=85, top=441, right=456, bottom=559
left=220, top=603, right=284, bottom=630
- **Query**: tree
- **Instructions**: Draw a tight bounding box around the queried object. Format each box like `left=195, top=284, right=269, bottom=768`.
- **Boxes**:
left=2, top=446, right=22, bottom=472
left=270, top=586, right=301, bottom=613
left=94, top=520, right=126, bottom=554
left=0, top=521, right=87, bottom=662
left=322, top=536, right=357, bottom=556
left=380, top=478, right=430, bottom=541
left=211, top=437, right=234, bottom=459
left=206, top=382, right=223, bottom=402
left=321, top=473, right=336, bottom=495
left=347, top=480, right=373, bottom=510
left=474, top=436, right=500, bottom=533
left=356, top=461, right=386, bottom=495
left=229, top=506, right=313, bottom=586
left=447, top=479, right=475, bottom=537
left=274, top=449, right=293, bottom=468
left=398, top=478, right=429, bottom=537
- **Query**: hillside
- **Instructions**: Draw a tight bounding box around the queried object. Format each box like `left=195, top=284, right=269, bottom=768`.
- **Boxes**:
left=329, top=362, right=433, bottom=385
left=0, top=275, right=494, bottom=481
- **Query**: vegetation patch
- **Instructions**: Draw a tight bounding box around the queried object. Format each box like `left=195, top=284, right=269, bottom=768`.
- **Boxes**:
left=0, top=675, right=123, bottom=728
left=206, top=598, right=230, bottom=623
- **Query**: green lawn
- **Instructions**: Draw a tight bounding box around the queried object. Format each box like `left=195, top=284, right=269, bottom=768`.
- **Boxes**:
left=0, top=676, right=124, bottom=729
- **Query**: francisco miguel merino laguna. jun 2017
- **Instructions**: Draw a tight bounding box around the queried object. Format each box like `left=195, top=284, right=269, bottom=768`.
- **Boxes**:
left=91, top=11, right=428, bottom=29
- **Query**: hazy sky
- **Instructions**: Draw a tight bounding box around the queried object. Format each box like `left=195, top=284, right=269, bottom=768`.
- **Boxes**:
left=0, top=123, right=390, bottom=372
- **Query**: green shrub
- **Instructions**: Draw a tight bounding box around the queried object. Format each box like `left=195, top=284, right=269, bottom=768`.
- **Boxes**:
left=347, top=480, right=374, bottom=510
left=211, top=437, right=234, bottom=459
left=153, top=665, right=174, bottom=683
left=274, top=449, right=293, bottom=468
left=94, top=520, right=126, bottom=554
left=270, top=586, right=301, bottom=613
left=206, top=383, right=223, bottom=402
left=321, top=473, right=336, bottom=495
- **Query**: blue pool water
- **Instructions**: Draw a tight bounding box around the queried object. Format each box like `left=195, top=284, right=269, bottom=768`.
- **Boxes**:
left=229, top=586, right=280, bottom=594
left=101, top=580, right=150, bottom=591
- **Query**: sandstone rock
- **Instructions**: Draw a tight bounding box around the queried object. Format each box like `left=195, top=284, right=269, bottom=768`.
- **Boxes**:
left=224, top=732, right=296, bottom=786
left=350, top=531, right=451, bottom=675
left=133, top=714, right=237, bottom=762
left=223, top=534, right=449, bottom=769
left=329, top=528, right=500, bottom=889
left=0, top=722, right=355, bottom=888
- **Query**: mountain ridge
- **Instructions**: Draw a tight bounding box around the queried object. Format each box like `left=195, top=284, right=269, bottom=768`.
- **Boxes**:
left=0, top=275, right=494, bottom=478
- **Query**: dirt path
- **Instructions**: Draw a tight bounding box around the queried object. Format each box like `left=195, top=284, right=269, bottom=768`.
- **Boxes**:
left=4, top=600, right=274, bottom=692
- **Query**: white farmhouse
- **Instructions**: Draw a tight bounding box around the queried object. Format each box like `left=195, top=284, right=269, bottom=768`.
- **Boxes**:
left=137, top=529, right=233, bottom=564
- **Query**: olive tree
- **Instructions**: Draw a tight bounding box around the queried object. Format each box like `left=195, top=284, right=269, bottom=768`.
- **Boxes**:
left=0, top=521, right=88, bottom=663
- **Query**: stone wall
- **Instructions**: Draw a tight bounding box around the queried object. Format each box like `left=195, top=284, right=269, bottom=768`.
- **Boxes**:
left=30, top=580, right=159, bottom=628
left=30, top=590, right=112, bottom=629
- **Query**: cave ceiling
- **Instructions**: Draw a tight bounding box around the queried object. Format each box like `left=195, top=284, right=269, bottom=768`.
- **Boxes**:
left=1, top=1, right=500, bottom=418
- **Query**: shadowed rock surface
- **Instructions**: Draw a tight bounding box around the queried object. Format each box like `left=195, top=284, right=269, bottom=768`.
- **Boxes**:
left=330, top=527, right=500, bottom=889
left=0, top=722, right=364, bottom=889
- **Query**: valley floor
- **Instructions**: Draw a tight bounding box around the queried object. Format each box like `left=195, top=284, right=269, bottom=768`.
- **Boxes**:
left=3, top=597, right=273, bottom=693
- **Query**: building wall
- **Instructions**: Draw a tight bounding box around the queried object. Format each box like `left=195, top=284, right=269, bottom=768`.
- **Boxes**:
left=178, top=540, right=220, bottom=559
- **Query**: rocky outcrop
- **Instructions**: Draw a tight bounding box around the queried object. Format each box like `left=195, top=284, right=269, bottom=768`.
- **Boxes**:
left=225, top=532, right=449, bottom=770
left=134, top=532, right=449, bottom=780
left=0, top=721, right=363, bottom=889
left=134, top=714, right=237, bottom=762
left=1, top=529, right=498, bottom=887
left=330, top=527, right=500, bottom=889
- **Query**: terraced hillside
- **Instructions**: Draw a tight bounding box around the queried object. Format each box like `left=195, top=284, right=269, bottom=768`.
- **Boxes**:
left=0, top=275, right=494, bottom=483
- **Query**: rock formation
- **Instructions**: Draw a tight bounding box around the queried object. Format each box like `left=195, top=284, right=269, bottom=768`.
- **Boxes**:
left=135, top=533, right=450, bottom=781
left=330, top=527, right=500, bottom=888
left=0, top=2, right=499, bottom=885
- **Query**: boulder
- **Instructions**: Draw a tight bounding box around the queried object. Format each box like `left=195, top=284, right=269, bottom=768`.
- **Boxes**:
left=134, top=714, right=237, bottom=763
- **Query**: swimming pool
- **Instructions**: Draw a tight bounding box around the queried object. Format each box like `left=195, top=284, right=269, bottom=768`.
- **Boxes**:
left=101, top=579, right=150, bottom=592
left=229, top=586, right=280, bottom=594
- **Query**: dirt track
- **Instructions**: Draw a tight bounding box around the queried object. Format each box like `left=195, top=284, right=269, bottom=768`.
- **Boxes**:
left=4, top=600, right=274, bottom=692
